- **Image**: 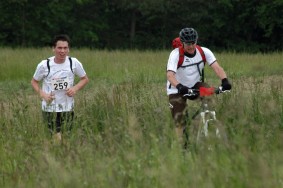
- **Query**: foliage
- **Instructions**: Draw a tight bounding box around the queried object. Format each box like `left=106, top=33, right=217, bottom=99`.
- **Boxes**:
left=0, top=49, right=283, bottom=187
left=0, top=0, right=282, bottom=51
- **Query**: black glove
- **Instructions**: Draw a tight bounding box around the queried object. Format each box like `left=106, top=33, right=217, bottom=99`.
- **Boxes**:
left=221, top=78, right=232, bottom=91
left=176, top=83, right=189, bottom=94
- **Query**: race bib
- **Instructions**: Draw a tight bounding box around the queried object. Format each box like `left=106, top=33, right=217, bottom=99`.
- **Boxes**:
left=51, top=77, right=70, bottom=91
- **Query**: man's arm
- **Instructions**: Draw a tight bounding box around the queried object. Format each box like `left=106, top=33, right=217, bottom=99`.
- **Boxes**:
left=167, top=70, right=190, bottom=94
left=210, top=61, right=227, bottom=79
left=66, top=75, right=89, bottom=97
left=31, top=78, right=54, bottom=102
left=167, top=71, right=179, bottom=87
left=210, top=61, right=231, bottom=90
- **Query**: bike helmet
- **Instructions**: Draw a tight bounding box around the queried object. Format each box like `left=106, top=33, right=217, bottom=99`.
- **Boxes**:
left=179, top=28, right=198, bottom=43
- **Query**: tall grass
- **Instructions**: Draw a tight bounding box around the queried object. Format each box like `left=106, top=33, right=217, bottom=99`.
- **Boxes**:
left=0, top=48, right=283, bottom=187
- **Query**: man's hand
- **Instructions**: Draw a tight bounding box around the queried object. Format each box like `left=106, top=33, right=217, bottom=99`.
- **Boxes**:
left=40, top=91, right=55, bottom=103
left=221, top=78, right=232, bottom=91
left=176, top=83, right=190, bottom=94
left=66, top=87, right=77, bottom=97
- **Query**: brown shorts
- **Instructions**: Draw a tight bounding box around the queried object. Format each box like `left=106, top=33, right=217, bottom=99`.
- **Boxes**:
left=168, top=82, right=209, bottom=128
left=169, top=93, right=188, bottom=128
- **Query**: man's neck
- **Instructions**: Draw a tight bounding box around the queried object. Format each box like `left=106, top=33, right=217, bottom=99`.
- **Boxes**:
left=54, top=57, right=66, bottom=64
left=184, top=49, right=196, bottom=58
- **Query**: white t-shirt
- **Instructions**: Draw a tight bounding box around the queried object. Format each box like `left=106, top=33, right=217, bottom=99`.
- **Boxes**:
left=33, top=56, right=87, bottom=112
left=166, top=47, right=216, bottom=95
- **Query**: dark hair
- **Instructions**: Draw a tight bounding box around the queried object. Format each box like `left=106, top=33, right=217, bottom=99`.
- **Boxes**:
left=53, top=34, right=70, bottom=47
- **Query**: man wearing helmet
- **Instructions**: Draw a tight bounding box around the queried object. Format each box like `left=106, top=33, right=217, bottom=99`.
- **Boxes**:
left=166, top=27, right=232, bottom=146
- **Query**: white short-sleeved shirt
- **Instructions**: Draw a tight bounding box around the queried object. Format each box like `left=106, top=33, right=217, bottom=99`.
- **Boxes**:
left=33, top=56, right=87, bottom=112
left=166, top=47, right=216, bottom=95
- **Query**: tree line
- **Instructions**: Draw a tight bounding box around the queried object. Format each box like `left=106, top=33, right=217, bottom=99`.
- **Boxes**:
left=0, top=0, right=282, bottom=52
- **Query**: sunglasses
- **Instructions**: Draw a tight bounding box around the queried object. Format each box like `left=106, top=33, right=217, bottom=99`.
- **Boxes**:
left=184, top=41, right=196, bottom=46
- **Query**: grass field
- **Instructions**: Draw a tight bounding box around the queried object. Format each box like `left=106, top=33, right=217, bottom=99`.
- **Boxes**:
left=0, top=48, right=283, bottom=188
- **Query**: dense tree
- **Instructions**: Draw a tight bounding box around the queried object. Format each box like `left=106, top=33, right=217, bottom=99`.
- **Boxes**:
left=0, top=0, right=281, bottom=52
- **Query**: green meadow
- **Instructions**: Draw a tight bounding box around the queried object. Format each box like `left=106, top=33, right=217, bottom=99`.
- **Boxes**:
left=0, top=48, right=283, bottom=188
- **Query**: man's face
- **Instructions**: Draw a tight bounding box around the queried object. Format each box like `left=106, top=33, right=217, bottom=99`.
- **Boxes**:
left=53, top=41, right=69, bottom=61
left=183, top=42, right=196, bottom=54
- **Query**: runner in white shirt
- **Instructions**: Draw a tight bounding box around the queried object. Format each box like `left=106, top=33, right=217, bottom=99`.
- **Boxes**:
left=166, top=28, right=231, bottom=147
left=31, top=34, right=89, bottom=141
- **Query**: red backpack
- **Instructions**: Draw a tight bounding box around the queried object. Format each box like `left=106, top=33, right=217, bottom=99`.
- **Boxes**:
left=172, top=37, right=182, bottom=49
left=173, top=37, right=207, bottom=82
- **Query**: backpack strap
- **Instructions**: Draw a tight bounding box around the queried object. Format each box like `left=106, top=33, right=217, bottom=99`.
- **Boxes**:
left=196, top=45, right=206, bottom=63
left=177, top=45, right=206, bottom=82
left=177, top=45, right=206, bottom=69
left=46, top=58, right=50, bottom=77
left=69, top=57, right=74, bottom=73
left=195, top=45, right=206, bottom=82
left=177, top=47, right=184, bottom=69
left=46, top=57, right=73, bottom=77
